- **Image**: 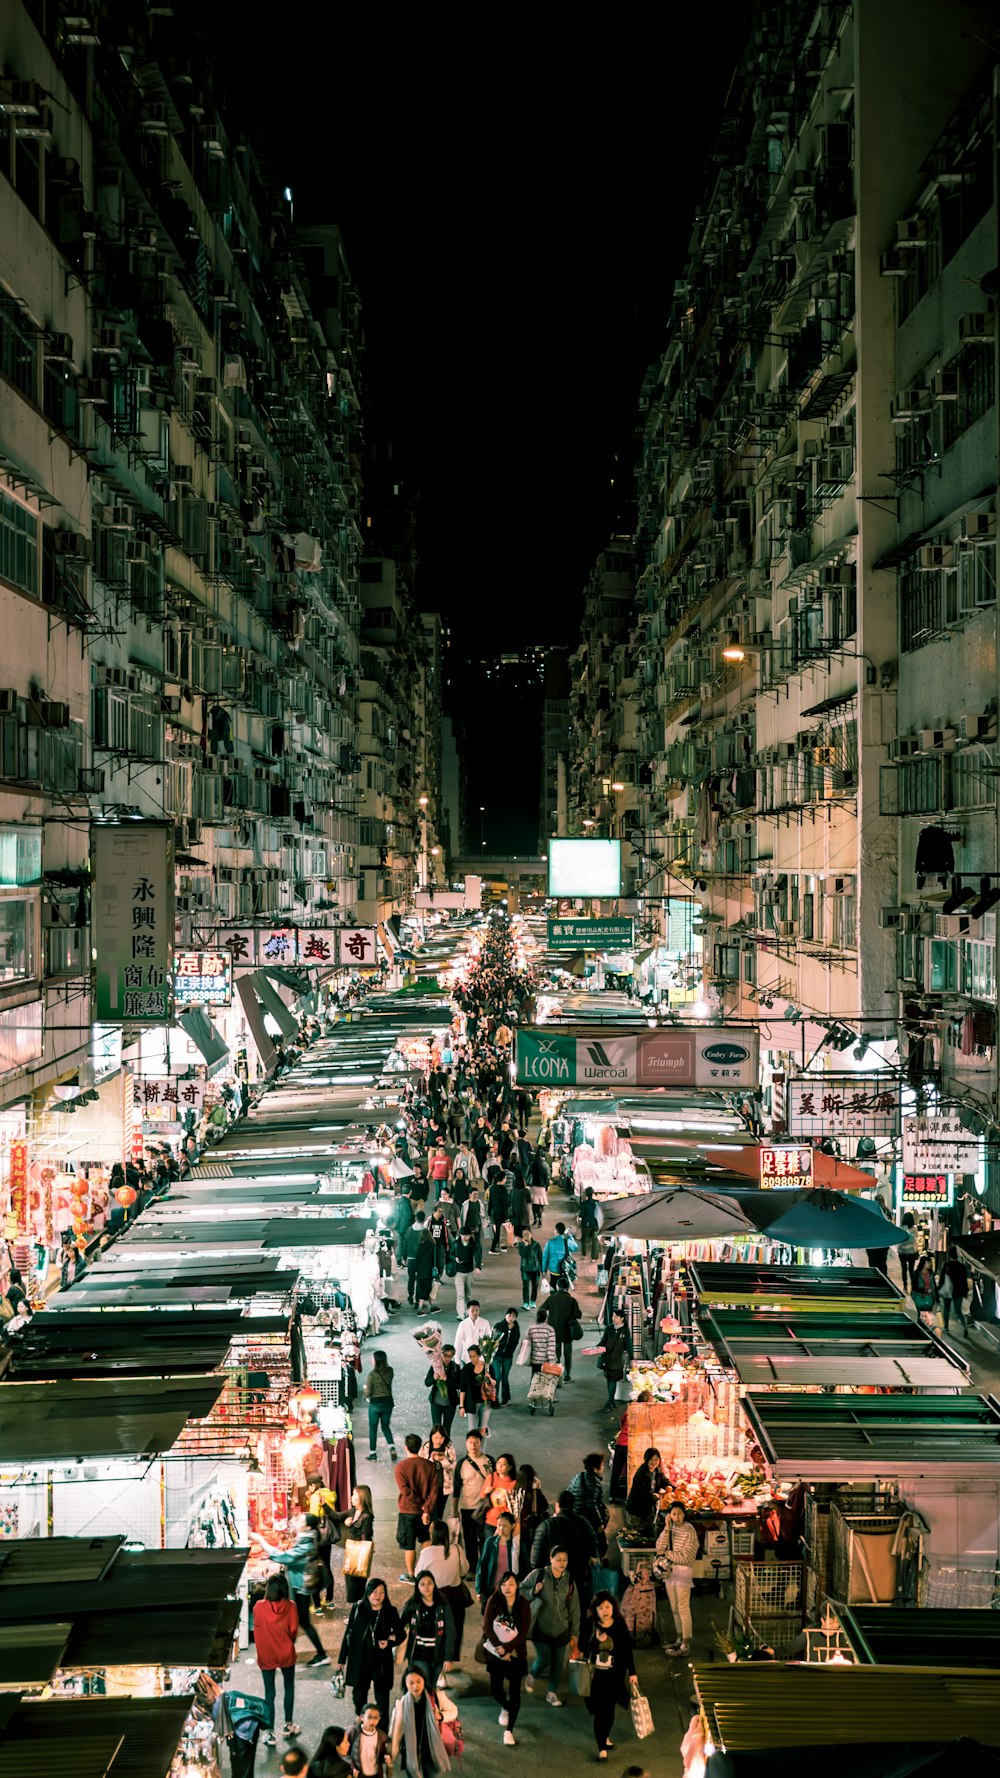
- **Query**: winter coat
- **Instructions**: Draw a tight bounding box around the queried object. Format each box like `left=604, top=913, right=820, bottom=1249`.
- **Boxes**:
left=256, top=1528, right=317, bottom=1595
left=399, top=1591, right=457, bottom=1670
left=569, top=1468, right=608, bottom=1534
left=252, top=1597, right=299, bottom=1669
left=338, top=1596, right=404, bottom=1688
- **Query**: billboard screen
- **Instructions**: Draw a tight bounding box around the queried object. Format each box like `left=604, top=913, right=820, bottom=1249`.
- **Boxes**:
left=547, top=839, right=621, bottom=898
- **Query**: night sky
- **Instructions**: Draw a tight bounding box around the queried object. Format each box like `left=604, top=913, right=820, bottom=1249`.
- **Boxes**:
left=193, top=8, right=751, bottom=847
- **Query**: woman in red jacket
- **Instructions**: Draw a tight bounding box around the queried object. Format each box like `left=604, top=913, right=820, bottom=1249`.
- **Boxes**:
left=253, top=1573, right=300, bottom=1745
left=482, top=1570, right=532, bottom=1747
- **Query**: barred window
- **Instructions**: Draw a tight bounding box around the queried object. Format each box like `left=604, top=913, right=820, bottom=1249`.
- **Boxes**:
left=0, top=491, right=38, bottom=597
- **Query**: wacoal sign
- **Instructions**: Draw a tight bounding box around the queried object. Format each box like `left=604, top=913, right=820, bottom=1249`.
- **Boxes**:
left=514, top=1026, right=759, bottom=1089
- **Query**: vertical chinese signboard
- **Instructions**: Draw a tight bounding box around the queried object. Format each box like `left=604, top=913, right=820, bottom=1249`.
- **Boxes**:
left=8, top=1138, right=27, bottom=1236
left=93, top=824, right=174, bottom=1023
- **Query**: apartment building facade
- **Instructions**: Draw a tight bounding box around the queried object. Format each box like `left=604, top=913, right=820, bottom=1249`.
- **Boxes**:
left=581, top=0, right=997, bottom=1130
left=0, top=1, right=376, bottom=1157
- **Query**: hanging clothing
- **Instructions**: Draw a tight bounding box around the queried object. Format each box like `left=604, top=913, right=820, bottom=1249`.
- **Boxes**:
left=915, top=827, right=955, bottom=887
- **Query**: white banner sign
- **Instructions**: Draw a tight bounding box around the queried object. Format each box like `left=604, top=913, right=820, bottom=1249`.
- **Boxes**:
left=902, top=1112, right=981, bottom=1174
left=787, top=1074, right=899, bottom=1141
left=337, top=927, right=378, bottom=967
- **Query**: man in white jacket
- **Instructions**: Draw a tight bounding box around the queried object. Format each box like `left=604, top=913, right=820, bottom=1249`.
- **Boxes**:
left=454, top=1300, right=493, bottom=1365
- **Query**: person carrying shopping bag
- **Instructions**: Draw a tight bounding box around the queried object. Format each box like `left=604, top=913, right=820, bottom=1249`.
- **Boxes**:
left=482, top=1570, right=532, bottom=1746
left=582, top=1589, right=639, bottom=1760
left=655, top=1502, right=699, bottom=1654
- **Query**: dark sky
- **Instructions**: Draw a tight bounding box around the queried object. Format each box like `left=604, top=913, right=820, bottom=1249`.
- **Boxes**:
left=191, top=8, right=751, bottom=846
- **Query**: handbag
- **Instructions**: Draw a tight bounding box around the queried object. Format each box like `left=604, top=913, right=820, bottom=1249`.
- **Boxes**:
left=473, top=1636, right=487, bottom=1665
left=515, top=1337, right=531, bottom=1367
left=630, top=1690, right=654, bottom=1739
left=445, top=1257, right=458, bottom=1277
left=343, top=1539, right=374, bottom=1579
left=567, top=1658, right=592, bottom=1698
left=568, top=1317, right=584, bottom=1342
left=459, top=1580, right=474, bottom=1606
left=329, top=1669, right=345, bottom=1699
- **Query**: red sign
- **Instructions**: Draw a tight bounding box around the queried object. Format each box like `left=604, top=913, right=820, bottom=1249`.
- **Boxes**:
left=8, top=1139, right=27, bottom=1233
left=901, top=1173, right=951, bottom=1203
left=759, top=1145, right=813, bottom=1189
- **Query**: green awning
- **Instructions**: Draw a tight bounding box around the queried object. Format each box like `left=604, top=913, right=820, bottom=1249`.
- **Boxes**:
left=253, top=972, right=298, bottom=1039
left=176, top=1008, right=229, bottom=1070
left=694, top=1661, right=1000, bottom=1753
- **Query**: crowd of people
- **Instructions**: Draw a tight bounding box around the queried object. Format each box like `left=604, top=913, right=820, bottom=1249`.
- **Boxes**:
left=249, top=916, right=664, bottom=1773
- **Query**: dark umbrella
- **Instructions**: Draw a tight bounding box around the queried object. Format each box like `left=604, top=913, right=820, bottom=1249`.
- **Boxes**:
left=747, top=1186, right=907, bottom=1248
left=599, top=1186, right=755, bottom=1240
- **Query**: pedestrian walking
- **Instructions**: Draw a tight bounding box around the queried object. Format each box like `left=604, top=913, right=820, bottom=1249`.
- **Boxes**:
left=569, top=1452, right=610, bottom=1552
left=542, top=1222, right=578, bottom=1286
left=578, top=1187, right=603, bottom=1261
left=364, top=1350, right=398, bottom=1463
left=530, top=1492, right=599, bottom=1605
left=459, top=1344, right=496, bottom=1438
left=401, top=1215, right=428, bottom=1306
left=476, top=1510, right=525, bottom=1603
left=525, top=1306, right=557, bottom=1374
left=388, top=1666, right=455, bottom=1778
left=521, top=1547, right=580, bottom=1705
left=395, top=1434, right=439, bottom=1580
left=335, top=1483, right=375, bottom=1604
left=583, top=1591, right=638, bottom=1760
left=655, top=1502, right=699, bottom=1654
left=420, top=1426, right=458, bottom=1521
left=451, top=1231, right=477, bottom=1318
left=425, top=1344, right=462, bottom=1438
left=939, top=1251, right=971, bottom=1333
left=483, top=1570, right=531, bottom=1746
left=517, top=1230, right=544, bottom=1309
left=491, top=1307, right=521, bottom=1407
left=250, top=1516, right=329, bottom=1665
left=349, top=1703, right=392, bottom=1778
left=336, top=1577, right=405, bottom=1726
left=310, top=1725, right=354, bottom=1776
left=252, top=1574, right=299, bottom=1746
left=453, top=1300, right=492, bottom=1366
left=416, top=1521, right=471, bottom=1665
left=398, top=1573, right=456, bottom=1690
left=596, top=1309, right=634, bottom=1411
left=453, top=1430, right=492, bottom=1571
left=546, top=1277, right=582, bottom=1383
left=511, top=1463, right=550, bottom=1555
left=529, top=1148, right=550, bottom=1226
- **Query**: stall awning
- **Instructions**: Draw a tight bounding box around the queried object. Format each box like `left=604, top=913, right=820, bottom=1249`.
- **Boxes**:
left=688, top=1261, right=902, bottom=1313
left=236, top=975, right=276, bottom=1071
left=694, top=1663, right=1000, bottom=1754
left=253, top=972, right=298, bottom=1039
left=741, top=1389, right=1000, bottom=1480
left=0, top=1694, right=195, bottom=1778
left=176, top=1008, right=229, bottom=1071
left=696, top=1307, right=969, bottom=1389
left=844, top=1606, right=1000, bottom=1669
left=0, top=1375, right=225, bottom=1463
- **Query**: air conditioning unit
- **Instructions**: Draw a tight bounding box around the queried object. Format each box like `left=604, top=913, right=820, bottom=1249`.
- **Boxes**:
left=0, top=690, right=17, bottom=714
left=161, top=694, right=183, bottom=715
left=0, top=79, right=43, bottom=115
left=891, top=387, right=930, bottom=420
left=777, top=920, right=796, bottom=937
left=879, top=908, right=904, bottom=929
left=919, top=727, right=954, bottom=751
left=54, top=532, right=93, bottom=562
left=959, top=312, right=994, bottom=343
left=959, top=511, right=996, bottom=541
left=173, top=465, right=193, bottom=486
left=28, top=701, right=70, bottom=729
left=935, top=912, right=981, bottom=939
left=931, top=367, right=959, bottom=402
left=918, top=542, right=953, bottom=570
left=11, top=97, right=53, bottom=137
left=77, top=376, right=110, bottom=405
left=103, top=505, right=133, bottom=530
left=880, top=247, right=911, bottom=277
left=813, top=746, right=838, bottom=764
left=887, top=735, right=921, bottom=760
left=78, top=767, right=105, bottom=793
left=896, top=216, right=927, bottom=248
left=829, top=876, right=852, bottom=896
left=45, top=333, right=73, bottom=361
left=96, top=326, right=125, bottom=355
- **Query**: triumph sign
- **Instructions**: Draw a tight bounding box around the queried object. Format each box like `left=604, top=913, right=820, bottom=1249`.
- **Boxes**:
left=515, top=1026, right=758, bottom=1089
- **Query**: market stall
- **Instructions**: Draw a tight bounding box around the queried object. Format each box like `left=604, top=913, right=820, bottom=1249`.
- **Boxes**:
left=839, top=1604, right=1000, bottom=1667
left=695, top=1307, right=969, bottom=1390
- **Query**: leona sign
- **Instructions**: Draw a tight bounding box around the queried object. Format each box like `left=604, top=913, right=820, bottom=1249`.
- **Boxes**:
left=547, top=918, right=634, bottom=950
left=515, top=1025, right=758, bottom=1088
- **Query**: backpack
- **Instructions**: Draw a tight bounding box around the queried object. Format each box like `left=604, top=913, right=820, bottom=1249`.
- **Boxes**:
left=558, top=1237, right=578, bottom=1286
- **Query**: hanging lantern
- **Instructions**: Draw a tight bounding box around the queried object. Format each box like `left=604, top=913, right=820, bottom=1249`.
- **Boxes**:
left=290, top=1384, right=321, bottom=1416
left=116, top=1185, right=137, bottom=1207
left=283, top=1429, right=313, bottom=1465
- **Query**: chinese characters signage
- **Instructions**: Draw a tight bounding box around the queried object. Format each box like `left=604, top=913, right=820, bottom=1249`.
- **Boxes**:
left=337, top=927, right=377, bottom=967
left=174, top=950, right=233, bottom=1007
left=787, top=1074, right=899, bottom=1141
left=217, top=929, right=256, bottom=967
left=515, top=1026, right=758, bottom=1088
left=902, top=1113, right=981, bottom=1175
left=900, top=1172, right=955, bottom=1209
left=8, top=1138, right=27, bottom=1233
left=134, top=1076, right=206, bottom=1119
left=759, top=1145, right=813, bottom=1189
left=93, top=824, right=174, bottom=1023
left=547, top=918, right=634, bottom=950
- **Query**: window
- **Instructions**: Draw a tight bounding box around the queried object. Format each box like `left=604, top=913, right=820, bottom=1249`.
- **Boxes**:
left=0, top=296, right=37, bottom=401
left=929, top=938, right=958, bottom=993
left=0, top=894, right=37, bottom=984
left=0, top=997, right=42, bottom=1074
left=940, top=344, right=995, bottom=451
left=0, top=826, right=40, bottom=886
left=0, top=491, right=38, bottom=597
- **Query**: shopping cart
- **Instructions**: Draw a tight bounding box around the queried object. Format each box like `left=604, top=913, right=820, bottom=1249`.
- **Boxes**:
left=527, top=1361, right=563, bottom=1416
